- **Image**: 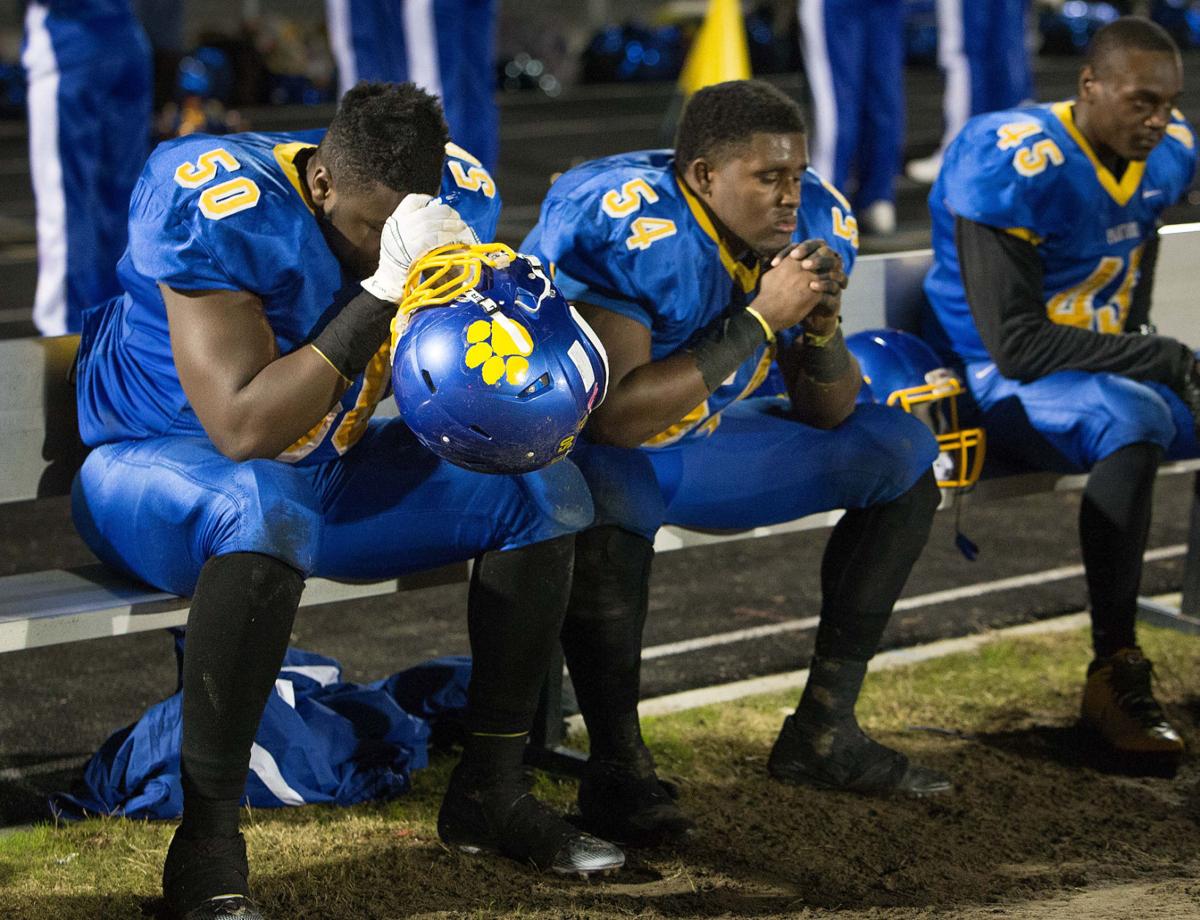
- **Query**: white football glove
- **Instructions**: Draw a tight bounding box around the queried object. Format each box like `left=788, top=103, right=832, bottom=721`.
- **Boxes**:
left=362, top=193, right=478, bottom=303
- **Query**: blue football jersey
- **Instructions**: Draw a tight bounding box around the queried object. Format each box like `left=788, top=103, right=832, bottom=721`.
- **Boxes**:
left=925, top=102, right=1197, bottom=362
left=76, top=131, right=500, bottom=465
left=522, top=150, right=858, bottom=446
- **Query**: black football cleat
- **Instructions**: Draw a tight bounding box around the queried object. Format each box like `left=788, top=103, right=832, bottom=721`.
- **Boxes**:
left=576, top=751, right=695, bottom=847
left=163, top=830, right=265, bottom=920
left=438, top=764, right=624, bottom=877
left=768, top=714, right=953, bottom=797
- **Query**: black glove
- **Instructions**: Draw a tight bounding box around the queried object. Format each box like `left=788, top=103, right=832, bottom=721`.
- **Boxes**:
left=1172, top=354, right=1200, bottom=439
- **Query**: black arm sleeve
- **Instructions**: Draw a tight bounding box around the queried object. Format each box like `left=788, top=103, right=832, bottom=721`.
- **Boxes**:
left=955, top=216, right=1191, bottom=386
left=1124, top=232, right=1160, bottom=332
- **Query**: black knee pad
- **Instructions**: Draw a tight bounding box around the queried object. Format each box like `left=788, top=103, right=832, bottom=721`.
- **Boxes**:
left=568, top=525, right=655, bottom=623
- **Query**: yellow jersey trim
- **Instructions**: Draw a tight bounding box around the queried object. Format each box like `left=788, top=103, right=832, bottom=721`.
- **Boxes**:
left=1004, top=227, right=1043, bottom=245
left=676, top=175, right=760, bottom=294
left=273, top=142, right=316, bottom=214
left=1050, top=102, right=1145, bottom=207
left=817, top=174, right=853, bottom=212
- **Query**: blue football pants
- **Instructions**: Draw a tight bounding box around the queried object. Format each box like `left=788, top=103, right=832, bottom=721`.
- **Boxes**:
left=574, top=398, right=940, bottom=541
left=72, top=416, right=593, bottom=597
left=967, top=362, right=1200, bottom=472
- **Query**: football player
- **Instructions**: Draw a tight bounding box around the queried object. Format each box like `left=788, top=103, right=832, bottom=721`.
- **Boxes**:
left=523, top=79, right=950, bottom=847
left=71, top=83, right=622, bottom=920
left=923, top=17, right=1198, bottom=767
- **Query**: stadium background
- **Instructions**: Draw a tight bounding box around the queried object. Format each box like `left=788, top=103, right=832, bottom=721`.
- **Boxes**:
left=0, top=0, right=1198, bottom=889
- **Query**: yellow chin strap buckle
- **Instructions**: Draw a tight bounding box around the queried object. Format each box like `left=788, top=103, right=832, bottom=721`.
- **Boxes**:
left=390, top=242, right=516, bottom=354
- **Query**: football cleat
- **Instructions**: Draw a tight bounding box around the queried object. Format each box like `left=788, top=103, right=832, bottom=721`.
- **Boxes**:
left=438, top=763, right=624, bottom=877
left=1082, top=647, right=1184, bottom=763
left=163, top=830, right=264, bottom=920
left=576, top=750, right=695, bottom=847
left=768, top=714, right=953, bottom=797
left=182, top=895, right=265, bottom=919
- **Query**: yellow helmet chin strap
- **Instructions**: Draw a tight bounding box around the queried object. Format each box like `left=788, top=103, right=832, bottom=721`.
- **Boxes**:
left=390, top=242, right=516, bottom=355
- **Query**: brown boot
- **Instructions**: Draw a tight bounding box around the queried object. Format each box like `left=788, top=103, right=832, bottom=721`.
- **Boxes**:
left=1081, top=648, right=1184, bottom=762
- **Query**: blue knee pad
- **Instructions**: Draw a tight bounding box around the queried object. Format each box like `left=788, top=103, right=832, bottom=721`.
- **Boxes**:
left=647, top=400, right=938, bottom=530
left=303, top=417, right=594, bottom=581
left=822, top=403, right=941, bottom=506
left=73, top=438, right=322, bottom=596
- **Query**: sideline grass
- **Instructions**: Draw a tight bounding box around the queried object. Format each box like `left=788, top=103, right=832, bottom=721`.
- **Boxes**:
left=2, top=624, right=1198, bottom=919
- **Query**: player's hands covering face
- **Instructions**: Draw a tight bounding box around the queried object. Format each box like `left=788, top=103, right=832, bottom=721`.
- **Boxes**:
left=362, top=193, right=479, bottom=303
left=751, top=238, right=845, bottom=333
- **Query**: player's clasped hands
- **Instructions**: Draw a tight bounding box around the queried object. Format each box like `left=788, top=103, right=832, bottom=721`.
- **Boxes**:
left=752, top=238, right=846, bottom=332
left=362, top=193, right=479, bottom=304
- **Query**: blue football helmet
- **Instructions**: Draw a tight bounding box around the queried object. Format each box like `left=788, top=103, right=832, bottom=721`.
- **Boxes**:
left=846, top=328, right=985, bottom=488
left=391, top=243, right=608, bottom=474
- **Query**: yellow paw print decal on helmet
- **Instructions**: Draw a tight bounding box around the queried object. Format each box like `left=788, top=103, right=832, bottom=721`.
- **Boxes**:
left=465, top=315, right=534, bottom=386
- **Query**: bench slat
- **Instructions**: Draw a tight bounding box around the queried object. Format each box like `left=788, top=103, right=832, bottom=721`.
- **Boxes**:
left=0, top=566, right=411, bottom=654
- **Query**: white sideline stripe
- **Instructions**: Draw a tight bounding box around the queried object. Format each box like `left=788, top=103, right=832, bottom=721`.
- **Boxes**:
left=629, top=612, right=1095, bottom=720
left=638, top=544, right=1185, bottom=662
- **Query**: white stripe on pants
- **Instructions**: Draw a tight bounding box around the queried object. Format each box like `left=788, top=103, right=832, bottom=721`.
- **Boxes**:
left=22, top=2, right=68, bottom=336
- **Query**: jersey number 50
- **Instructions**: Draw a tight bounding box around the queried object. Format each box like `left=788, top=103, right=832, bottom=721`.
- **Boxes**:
left=174, top=148, right=261, bottom=220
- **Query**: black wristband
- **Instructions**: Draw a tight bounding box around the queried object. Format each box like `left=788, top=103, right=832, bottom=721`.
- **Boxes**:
left=310, top=288, right=397, bottom=380
left=797, top=326, right=851, bottom=384
left=688, top=309, right=768, bottom=391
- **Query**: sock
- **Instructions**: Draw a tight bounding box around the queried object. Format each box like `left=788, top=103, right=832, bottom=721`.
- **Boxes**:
left=794, top=656, right=868, bottom=729
left=179, top=552, right=304, bottom=840
left=1081, top=442, right=1161, bottom=659
left=560, top=526, right=655, bottom=764
left=813, top=468, right=939, bottom=661
left=458, top=534, right=574, bottom=785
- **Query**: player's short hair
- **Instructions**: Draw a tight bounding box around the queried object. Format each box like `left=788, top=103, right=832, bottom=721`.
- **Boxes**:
left=675, top=80, right=806, bottom=167
left=1087, top=16, right=1179, bottom=76
left=320, top=82, right=449, bottom=195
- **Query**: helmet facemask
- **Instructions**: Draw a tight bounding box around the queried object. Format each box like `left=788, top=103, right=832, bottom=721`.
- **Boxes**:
left=885, top=369, right=985, bottom=489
